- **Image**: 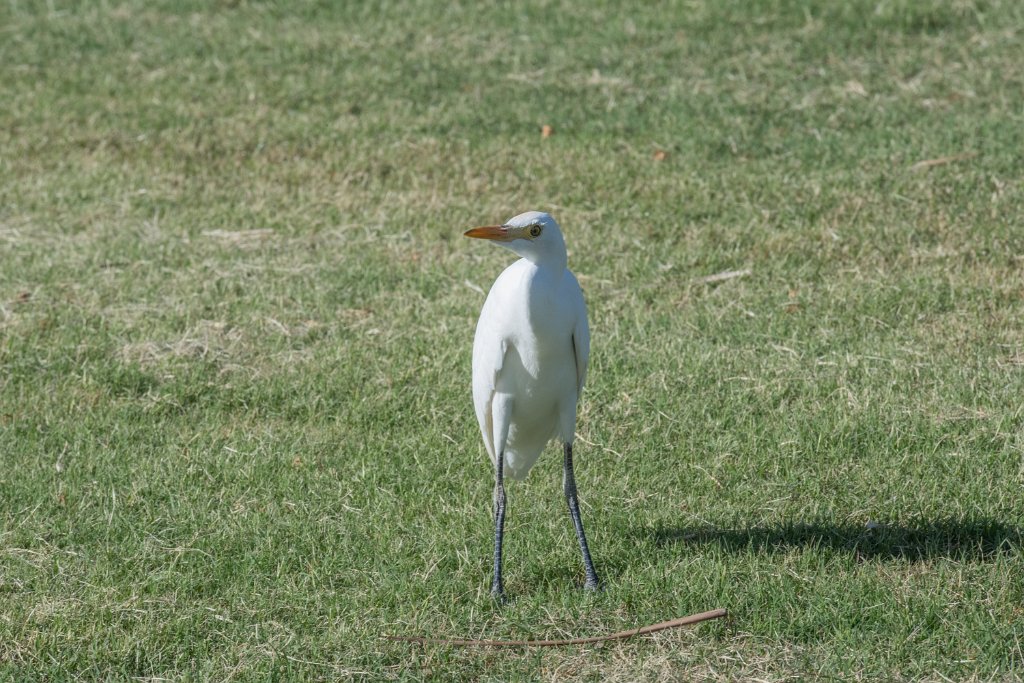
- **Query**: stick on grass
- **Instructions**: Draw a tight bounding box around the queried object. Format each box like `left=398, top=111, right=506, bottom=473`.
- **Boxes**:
left=382, top=609, right=727, bottom=647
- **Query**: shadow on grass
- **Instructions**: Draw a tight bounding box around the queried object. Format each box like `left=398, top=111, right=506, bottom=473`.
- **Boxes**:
left=645, top=518, right=1022, bottom=562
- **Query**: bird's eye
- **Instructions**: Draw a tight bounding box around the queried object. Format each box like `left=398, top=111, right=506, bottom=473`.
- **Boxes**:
left=529, top=225, right=542, bottom=237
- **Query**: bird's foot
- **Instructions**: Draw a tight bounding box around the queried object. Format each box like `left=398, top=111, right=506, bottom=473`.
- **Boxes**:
left=583, top=577, right=601, bottom=592
left=490, top=582, right=506, bottom=603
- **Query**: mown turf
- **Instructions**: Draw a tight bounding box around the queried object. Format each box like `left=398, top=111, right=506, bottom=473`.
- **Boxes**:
left=2, top=0, right=1023, bottom=680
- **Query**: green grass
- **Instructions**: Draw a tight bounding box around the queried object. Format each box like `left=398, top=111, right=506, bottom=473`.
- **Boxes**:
left=2, top=0, right=1023, bottom=679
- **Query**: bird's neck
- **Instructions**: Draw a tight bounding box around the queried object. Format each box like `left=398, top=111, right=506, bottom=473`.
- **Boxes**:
left=522, top=250, right=567, bottom=271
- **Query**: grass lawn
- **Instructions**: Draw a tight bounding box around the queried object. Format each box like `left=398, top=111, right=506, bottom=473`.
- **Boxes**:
left=2, top=0, right=1023, bottom=679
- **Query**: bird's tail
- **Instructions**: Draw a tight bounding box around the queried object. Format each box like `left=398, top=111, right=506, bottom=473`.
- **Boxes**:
left=502, top=446, right=544, bottom=481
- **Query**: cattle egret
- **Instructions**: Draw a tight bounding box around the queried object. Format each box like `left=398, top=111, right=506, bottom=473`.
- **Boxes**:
left=465, top=211, right=599, bottom=597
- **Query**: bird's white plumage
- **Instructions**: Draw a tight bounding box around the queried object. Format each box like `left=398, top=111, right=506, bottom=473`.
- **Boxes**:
left=470, top=212, right=589, bottom=480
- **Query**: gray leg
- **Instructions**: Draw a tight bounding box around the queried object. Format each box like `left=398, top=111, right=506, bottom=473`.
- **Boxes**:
left=491, top=456, right=506, bottom=598
left=563, top=442, right=599, bottom=590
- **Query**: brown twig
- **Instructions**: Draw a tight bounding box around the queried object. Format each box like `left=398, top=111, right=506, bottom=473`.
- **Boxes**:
left=909, top=152, right=976, bottom=172
left=382, top=608, right=727, bottom=647
left=694, top=269, right=750, bottom=285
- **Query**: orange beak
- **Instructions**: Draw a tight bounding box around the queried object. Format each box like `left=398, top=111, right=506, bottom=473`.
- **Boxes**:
left=464, top=225, right=512, bottom=241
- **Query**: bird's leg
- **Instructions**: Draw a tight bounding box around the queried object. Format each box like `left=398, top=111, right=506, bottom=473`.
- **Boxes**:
left=491, top=455, right=506, bottom=598
left=563, top=442, right=599, bottom=590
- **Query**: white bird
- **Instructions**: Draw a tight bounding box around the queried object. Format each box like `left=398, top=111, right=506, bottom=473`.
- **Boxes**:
left=464, top=210, right=599, bottom=597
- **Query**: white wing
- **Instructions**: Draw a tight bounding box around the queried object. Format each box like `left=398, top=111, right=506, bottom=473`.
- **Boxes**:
left=571, top=279, right=590, bottom=395
left=472, top=319, right=508, bottom=464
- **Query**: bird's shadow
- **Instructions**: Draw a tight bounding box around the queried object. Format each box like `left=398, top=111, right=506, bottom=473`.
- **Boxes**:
left=640, top=517, right=1022, bottom=562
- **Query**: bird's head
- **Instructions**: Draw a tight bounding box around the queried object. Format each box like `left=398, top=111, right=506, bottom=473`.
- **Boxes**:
left=464, top=211, right=567, bottom=268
